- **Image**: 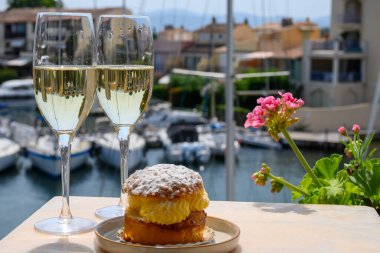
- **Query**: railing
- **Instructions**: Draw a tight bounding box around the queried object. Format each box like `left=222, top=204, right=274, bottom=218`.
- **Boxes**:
left=337, top=13, right=361, bottom=24
left=310, top=71, right=362, bottom=83
left=310, top=71, right=333, bottom=82
left=310, top=40, right=364, bottom=53
left=339, top=72, right=361, bottom=82
left=311, top=40, right=335, bottom=50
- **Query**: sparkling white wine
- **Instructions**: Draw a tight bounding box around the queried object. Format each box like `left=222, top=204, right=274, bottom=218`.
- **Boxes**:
left=33, top=66, right=96, bottom=133
left=96, top=65, right=153, bottom=126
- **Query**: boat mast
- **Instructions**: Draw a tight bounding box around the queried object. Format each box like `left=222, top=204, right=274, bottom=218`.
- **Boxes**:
left=226, top=0, right=235, bottom=201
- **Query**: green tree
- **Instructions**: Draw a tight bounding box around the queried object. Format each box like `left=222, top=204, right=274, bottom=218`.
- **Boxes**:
left=7, top=0, right=61, bottom=9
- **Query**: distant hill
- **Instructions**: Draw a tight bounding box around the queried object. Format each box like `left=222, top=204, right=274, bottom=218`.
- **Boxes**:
left=145, top=9, right=330, bottom=32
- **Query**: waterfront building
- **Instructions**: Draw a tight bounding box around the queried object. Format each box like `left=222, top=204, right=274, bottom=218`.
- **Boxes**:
left=182, top=17, right=257, bottom=72
left=302, top=0, right=379, bottom=107
left=182, top=17, right=227, bottom=71
left=239, top=18, right=320, bottom=86
left=212, top=19, right=258, bottom=73
left=0, top=7, right=131, bottom=71
left=153, top=25, right=193, bottom=77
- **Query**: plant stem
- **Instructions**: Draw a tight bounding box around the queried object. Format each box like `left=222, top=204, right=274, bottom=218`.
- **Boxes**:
left=282, top=128, right=322, bottom=187
left=268, top=173, right=309, bottom=196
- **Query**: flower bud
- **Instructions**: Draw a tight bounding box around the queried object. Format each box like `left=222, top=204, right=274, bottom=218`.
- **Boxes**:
left=344, top=147, right=352, bottom=158
left=352, top=124, right=360, bottom=134
left=338, top=126, right=348, bottom=136
left=270, top=179, right=284, bottom=193
left=251, top=172, right=258, bottom=181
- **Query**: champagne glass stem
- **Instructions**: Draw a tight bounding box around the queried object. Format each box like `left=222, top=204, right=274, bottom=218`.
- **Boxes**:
left=58, top=133, right=73, bottom=221
left=117, top=125, right=132, bottom=207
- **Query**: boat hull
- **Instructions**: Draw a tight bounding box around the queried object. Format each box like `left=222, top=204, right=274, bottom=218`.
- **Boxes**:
left=0, top=138, right=20, bottom=172
left=165, top=142, right=211, bottom=164
left=96, top=133, right=146, bottom=170
left=26, top=149, right=90, bottom=177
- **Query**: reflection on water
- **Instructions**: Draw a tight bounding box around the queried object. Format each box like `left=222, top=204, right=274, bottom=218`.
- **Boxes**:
left=0, top=145, right=327, bottom=239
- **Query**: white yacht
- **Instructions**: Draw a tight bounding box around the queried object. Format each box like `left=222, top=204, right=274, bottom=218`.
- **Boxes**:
left=236, top=128, right=282, bottom=149
left=163, top=124, right=211, bottom=165
left=95, top=133, right=146, bottom=170
left=26, top=135, right=91, bottom=177
left=0, top=138, right=20, bottom=172
left=197, top=123, right=240, bottom=158
left=0, top=79, right=34, bottom=107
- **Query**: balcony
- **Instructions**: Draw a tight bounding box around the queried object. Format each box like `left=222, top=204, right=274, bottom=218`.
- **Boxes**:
left=310, top=71, right=362, bottom=84
left=308, top=40, right=365, bottom=59
left=337, top=13, right=361, bottom=24
left=310, top=71, right=332, bottom=82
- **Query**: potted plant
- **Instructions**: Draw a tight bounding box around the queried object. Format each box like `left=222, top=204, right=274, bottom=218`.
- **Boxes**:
left=245, top=92, right=380, bottom=214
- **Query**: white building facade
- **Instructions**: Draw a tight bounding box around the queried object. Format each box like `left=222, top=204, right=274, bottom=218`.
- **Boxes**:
left=302, top=0, right=380, bottom=107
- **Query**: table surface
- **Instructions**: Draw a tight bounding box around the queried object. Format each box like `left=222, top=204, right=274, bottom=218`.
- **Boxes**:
left=1, top=196, right=380, bottom=253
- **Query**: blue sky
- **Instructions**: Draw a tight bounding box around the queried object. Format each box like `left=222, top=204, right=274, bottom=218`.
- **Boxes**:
left=0, top=0, right=331, bottom=19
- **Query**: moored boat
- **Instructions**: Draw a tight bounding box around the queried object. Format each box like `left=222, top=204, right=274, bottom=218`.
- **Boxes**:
left=0, top=138, right=20, bottom=172
left=95, top=133, right=146, bottom=170
left=163, top=124, right=211, bottom=165
left=0, top=79, right=35, bottom=108
left=26, top=135, right=91, bottom=177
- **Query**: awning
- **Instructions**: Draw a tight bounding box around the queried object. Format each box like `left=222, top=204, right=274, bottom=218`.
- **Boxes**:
left=158, top=74, right=171, bottom=85
left=10, top=39, right=25, bottom=48
left=1, top=55, right=33, bottom=67
left=240, top=51, right=274, bottom=60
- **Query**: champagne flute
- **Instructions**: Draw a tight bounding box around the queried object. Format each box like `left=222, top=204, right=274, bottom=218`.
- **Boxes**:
left=33, top=12, right=97, bottom=234
left=95, top=15, right=153, bottom=219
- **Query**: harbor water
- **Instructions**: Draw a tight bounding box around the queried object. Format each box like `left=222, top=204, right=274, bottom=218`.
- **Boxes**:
left=0, top=103, right=331, bottom=239
left=0, top=143, right=327, bottom=239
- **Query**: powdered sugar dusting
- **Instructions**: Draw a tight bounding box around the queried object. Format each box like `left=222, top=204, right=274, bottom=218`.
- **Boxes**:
left=125, top=164, right=203, bottom=199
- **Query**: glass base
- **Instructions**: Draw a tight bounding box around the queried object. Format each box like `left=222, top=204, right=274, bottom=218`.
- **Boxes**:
left=95, top=205, right=124, bottom=219
left=34, top=217, right=96, bottom=235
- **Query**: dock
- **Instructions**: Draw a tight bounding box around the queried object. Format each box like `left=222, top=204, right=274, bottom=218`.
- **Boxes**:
left=282, top=131, right=347, bottom=149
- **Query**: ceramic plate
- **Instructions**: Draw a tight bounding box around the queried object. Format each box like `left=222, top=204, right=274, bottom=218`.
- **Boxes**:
left=95, top=216, right=240, bottom=253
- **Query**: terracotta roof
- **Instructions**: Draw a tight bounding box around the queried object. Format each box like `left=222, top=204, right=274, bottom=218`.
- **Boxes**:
left=253, top=23, right=282, bottom=32
left=154, top=40, right=192, bottom=53
left=157, top=27, right=193, bottom=42
left=253, top=21, right=319, bottom=33
left=182, top=44, right=213, bottom=54
left=0, top=7, right=131, bottom=23
left=194, top=23, right=227, bottom=34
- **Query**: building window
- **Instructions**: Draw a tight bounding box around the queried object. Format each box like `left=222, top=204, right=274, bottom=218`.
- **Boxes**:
left=5, top=23, right=26, bottom=38
left=310, top=59, right=333, bottom=82
left=344, top=0, right=361, bottom=23
left=339, top=59, right=362, bottom=82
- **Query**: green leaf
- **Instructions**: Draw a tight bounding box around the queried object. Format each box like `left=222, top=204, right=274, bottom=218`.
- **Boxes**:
left=314, top=154, right=342, bottom=179
left=344, top=181, right=362, bottom=196
left=368, top=163, right=380, bottom=196
left=292, top=174, right=312, bottom=201
left=323, top=178, right=345, bottom=200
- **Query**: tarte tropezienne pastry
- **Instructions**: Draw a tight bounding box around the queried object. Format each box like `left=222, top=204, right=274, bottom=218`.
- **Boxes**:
left=123, top=164, right=210, bottom=245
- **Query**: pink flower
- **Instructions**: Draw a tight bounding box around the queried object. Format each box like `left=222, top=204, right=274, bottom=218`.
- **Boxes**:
left=279, top=92, right=295, bottom=102
left=297, top=99, right=304, bottom=106
left=252, top=106, right=264, bottom=116
left=244, top=112, right=254, bottom=128
left=244, top=107, right=266, bottom=128
left=280, top=92, right=304, bottom=109
left=338, top=126, right=347, bottom=136
left=352, top=124, right=360, bottom=134
left=245, top=92, right=303, bottom=140
left=258, top=96, right=280, bottom=111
